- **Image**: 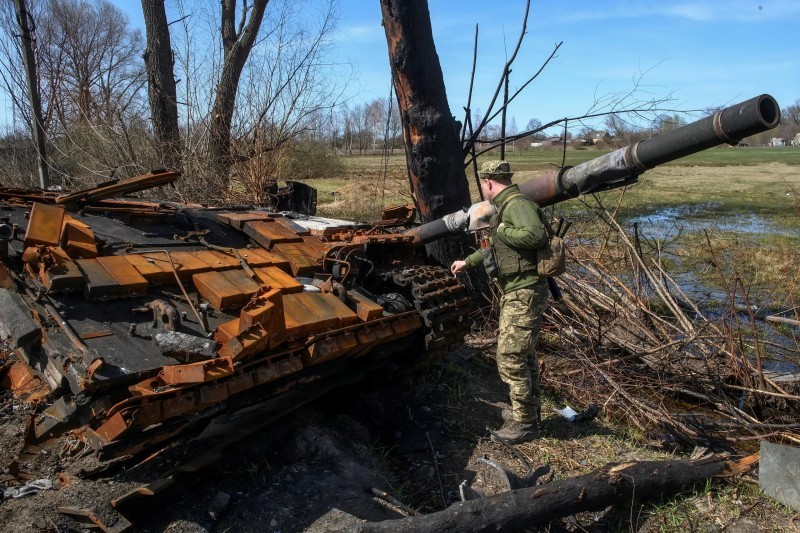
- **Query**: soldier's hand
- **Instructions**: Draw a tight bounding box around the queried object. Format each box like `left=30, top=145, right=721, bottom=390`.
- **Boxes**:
left=450, top=260, right=468, bottom=276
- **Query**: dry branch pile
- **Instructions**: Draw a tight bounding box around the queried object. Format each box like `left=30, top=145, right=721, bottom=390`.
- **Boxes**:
left=537, top=206, right=800, bottom=450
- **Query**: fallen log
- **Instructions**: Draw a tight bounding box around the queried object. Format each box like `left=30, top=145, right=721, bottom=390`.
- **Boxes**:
left=350, top=455, right=757, bottom=533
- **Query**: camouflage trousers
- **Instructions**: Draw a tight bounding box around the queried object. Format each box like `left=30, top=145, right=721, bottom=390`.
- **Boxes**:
left=496, top=280, right=548, bottom=426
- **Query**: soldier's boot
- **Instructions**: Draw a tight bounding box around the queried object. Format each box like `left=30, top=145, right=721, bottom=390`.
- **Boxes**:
left=501, top=407, right=514, bottom=422
left=491, top=421, right=539, bottom=444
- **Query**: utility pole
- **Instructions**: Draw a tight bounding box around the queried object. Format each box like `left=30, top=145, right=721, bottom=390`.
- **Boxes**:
left=14, top=0, right=49, bottom=189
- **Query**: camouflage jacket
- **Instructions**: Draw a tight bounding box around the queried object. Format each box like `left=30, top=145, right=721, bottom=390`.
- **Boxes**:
left=464, top=185, right=547, bottom=293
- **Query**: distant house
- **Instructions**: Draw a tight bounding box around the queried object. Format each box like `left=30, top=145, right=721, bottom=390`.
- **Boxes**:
left=581, top=130, right=612, bottom=146
left=529, top=136, right=565, bottom=148
left=769, top=137, right=786, bottom=147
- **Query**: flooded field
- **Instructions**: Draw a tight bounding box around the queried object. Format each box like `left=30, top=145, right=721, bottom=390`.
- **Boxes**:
left=629, top=205, right=800, bottom=238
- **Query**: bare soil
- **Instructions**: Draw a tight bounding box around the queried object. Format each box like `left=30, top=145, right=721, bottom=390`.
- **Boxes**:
left=1, top=335, right=796, bottom=532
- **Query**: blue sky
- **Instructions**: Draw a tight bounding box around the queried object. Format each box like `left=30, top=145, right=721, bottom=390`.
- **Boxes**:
left=92, top=0, right=800, bottom=132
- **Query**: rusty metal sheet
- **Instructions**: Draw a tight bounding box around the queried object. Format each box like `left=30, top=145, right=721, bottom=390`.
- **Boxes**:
left=23, top=202, right=65, bottom=247
left=282, top=292, right=358, bottom=338
left=1, top=360, right=50, bottom=402
left=346, top=290, right=384, bottom=321
left=161, top=392, right=198, bottom=418
left=0, top=262, right=13, bottom=289
left=95, top=411, right=130, bottom=442
left=253, top=355, right=302, bottom=385
left=314, top=292, right=360, bottom=328
left=96, top=256, right=148, bottom=297
left=225, top=373, right=255, bottom=396
left=253, top=266, right=303, bottom=294
left=303, top=332, right=359, bottom=366
left=193, top=271, right=245, bottom=310
left=218, top=324, right=271, bottom=361
left=270, top=241, right=318, bottom=277
left=204, top=250, right=241, bottom=270
left=112, top=477, right=177, bottom=507
left=61, top=216, right=98, bottom=259
left=169, top=251, right=214, bottom=279
left=214, top=211, right=273, bottom=230
left=236, top=247, right=292, bottom=271
left=390, top=315, right=422, bottom=338
left=300, top=235, right=328, bottom=257
left=214, top=318, right=240, bottom=345
left=159, top=358, right=235, bottom=385
left=80, top=330, right=115, bottom=340
left=219, top=268, right=261, bottom=295
left=351, top=323, right=396, bottom=358
left=243, top=219, right=303, bottom=249
left=76, top=258, right=124, bottom=301
left=272, top=216, right=311, bottom=236
left=41, top=247, right=83, bottom=292
left=239, top=288, right=286, bottom=340
left=55, top=170, right=180, bottom=206
left=125, top=254, right=175, bottom=285
left=380, top=203, right=416, bottom=223
left=58, top=506, right=132, bottom=533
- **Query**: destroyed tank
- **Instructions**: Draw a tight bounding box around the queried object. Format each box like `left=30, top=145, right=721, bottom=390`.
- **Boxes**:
left=0, top=94, right=779, bottom=464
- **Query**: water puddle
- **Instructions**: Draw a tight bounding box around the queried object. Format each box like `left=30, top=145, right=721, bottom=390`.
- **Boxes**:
left=618, top=207, right=800, bottom=372
left=627, top=205, right=799, bottom=238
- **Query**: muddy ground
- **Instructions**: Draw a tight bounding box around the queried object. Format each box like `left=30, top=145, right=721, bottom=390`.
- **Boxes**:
left=1, top=338, right=796, bottom=532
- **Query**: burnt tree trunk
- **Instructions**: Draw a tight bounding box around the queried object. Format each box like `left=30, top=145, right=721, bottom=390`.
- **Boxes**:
left=353, top=456, right=755, bottom=532
left=380, top=0, right=479, bottom=274
left=141, top=0, right=180, bottom=171
left=208, top=0, right=269, bottom=193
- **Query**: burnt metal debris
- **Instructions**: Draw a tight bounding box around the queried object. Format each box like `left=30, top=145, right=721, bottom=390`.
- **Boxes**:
left=0, top=94, right=781, bottom=514
left=0, top=169, right=471, bottom=462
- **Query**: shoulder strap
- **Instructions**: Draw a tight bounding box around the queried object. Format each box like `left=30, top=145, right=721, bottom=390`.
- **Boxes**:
left=497, top=191, right=528, bottom=220
left=498, top=192, right=547, bottom=232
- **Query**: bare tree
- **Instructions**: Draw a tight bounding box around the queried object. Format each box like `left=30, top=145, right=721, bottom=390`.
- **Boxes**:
left=0, top=0, right=148, bottom=187
left=525, top=118, right=542, bottom=132
left=364, top=98, right=386, bottom=153
left=161, top=0, right=346, bottom=202
left=207, top=0, right=269, bottom=188
left=784, top=99, right=800, bottom=125
left=41, top=0, right=145, bottom=127
left=141, top=0, right=180, bottom=170
left=12, top=0, right=48, bottom=188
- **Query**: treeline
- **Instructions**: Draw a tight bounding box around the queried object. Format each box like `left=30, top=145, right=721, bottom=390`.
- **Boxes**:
left=1, top=0, right=798, bottom=206
left=0, top=0, right=402, bottom=205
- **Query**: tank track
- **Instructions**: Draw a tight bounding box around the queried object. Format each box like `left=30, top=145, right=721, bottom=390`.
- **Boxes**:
left=389, top=265, right=474, bottom=359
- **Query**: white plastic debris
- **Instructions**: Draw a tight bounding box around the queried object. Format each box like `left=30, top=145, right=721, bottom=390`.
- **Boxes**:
left=2, top=478, right=53, bottom=498
left=554, top=406, right=578, bottom=422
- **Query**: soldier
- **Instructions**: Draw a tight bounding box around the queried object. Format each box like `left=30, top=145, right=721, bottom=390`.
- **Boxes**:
left=451, top=160, right=549, bottom=444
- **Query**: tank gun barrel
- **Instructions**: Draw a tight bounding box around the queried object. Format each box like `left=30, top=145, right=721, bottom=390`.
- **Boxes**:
left=406, top=94, right=780, bottom=245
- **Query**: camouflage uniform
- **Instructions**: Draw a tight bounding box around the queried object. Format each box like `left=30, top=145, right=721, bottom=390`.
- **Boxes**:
left=496, top=279, right=548, bottom=425
left=463, top=161, right=548, bottom=427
